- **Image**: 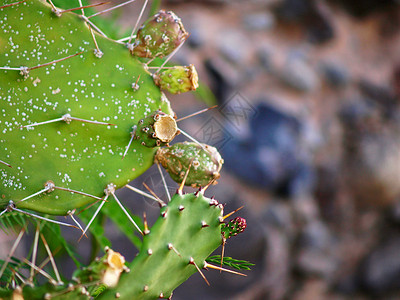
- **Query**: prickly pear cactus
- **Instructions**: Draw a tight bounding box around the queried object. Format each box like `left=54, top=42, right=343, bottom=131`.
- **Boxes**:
left=0, top=0, right=173, bottom=215
left=0, top=1, right=250, bottom=299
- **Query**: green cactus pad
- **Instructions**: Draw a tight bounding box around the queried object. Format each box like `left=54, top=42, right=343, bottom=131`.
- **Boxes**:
left=154, top=64, right=199, bottom=94
left=100, top=191, right=223, bottom=299
left=0, top=191, right=224, bottom=299
left=155, top=142, right=224, bottom=187
left=0, top=0, right=172, bottom=214
left=130, top=10, right=188, bottom=59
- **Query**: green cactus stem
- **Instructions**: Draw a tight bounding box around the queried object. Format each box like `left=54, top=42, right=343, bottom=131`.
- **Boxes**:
left=155, top=142, right=224, bottom=187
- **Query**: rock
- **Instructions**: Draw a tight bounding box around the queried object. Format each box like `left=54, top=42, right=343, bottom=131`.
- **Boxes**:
left=392, top=64, right=400, bottom=99
left=340, top=100, right=400, bottom=208
left=358, top=79, right=398, bottom=117
left=275, top=0, right=313, bottom=22
left=330, top=0, right=398, bottom=18
left=300, top=220, right=333, bottom=250
left=261, top=201, right=295, bottom=234
left=356, top=236, right=400, bottom=294
left=296, top=220, right=337, bottom=278
left=274, top=0, right=335, bottom=44
left=305, top=2, right=335, bottom=44
left=280, top=55, right=320, bottom=92
left=217, top=31, right=248, bottom=64
left=243, top=12, right=275, bottom=31
left=257, top=46, right=275, bottom=73
left=187, top=28, right=204, bottom=49
left=320, top=61, right=350, bottom=87
left=204, top=58, right=239, bottom=102
left=221, top=102, right=315, bottom=197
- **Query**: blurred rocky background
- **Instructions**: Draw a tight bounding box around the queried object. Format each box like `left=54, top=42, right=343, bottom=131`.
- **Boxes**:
left=114, top=0, right=400, bottom=299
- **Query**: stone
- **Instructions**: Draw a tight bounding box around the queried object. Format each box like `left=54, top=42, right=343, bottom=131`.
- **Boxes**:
left=280, top=55, right=320, bottom=92
left=257, top=46, right=275, bottom=73
left=243, top=12, right=275, bottom=31
left=296, top=221, right=337, bottom=278
left=274, top=0, right=335, bottom=44
left=330, top=0, right=398, bottom=18
left=221, top=102, right=315, bottom=197
left=216, top=31, right=248, bottom=64
left=187, top=28, right=204, bottom=49
left=320, top=61, right=350, bottom=87
left=357, top=237, right=400, bottom=294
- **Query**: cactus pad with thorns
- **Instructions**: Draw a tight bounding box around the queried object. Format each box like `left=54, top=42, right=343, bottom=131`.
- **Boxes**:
left=0, top=0, right=172, bottom=214
left=100, top=190, right=224, bottom=299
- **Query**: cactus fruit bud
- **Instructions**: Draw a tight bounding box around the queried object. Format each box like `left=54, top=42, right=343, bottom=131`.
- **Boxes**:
left=130, top=10, right=188, bottom=58
left=222, top=217, right=247, bottom=239
left=154, top=65, right=199, bottom=94
left=134, top=110, right=179, bottom=147
left=155, top=142, right=224, bottom=187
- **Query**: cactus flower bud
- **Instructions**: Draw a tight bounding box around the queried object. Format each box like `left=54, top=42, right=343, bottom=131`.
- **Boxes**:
left=131, top=10, right=188, bottom=58
left=155, top=142, right=224, bottom=187
left=154, top=64, right=199, bottom=94
left=222, top=217, right=247, bottom=239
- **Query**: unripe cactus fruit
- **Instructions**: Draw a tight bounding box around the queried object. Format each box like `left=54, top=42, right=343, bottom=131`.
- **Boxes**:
left=154, top=64, right=199, bottom=94
left=133, top=110, right=178, bottom=147
left=155, top=142, right=224, bottom=187
left=130, top=10, right=189, bottom=59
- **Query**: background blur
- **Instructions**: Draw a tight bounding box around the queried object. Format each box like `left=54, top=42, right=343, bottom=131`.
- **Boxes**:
left=145, top=0, right=400, bottom=299
left=139, top=0, right=400, bottom=299
left=4, top=0, right=400, bottom=299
